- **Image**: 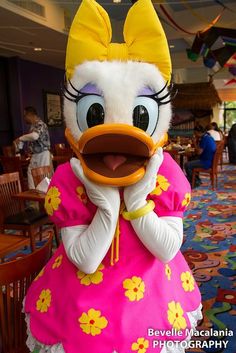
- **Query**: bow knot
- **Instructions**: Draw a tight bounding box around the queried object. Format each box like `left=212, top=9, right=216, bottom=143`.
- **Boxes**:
left=107, top=43, right=129, bottom=61
left=66, top=0, right=171, bottom=83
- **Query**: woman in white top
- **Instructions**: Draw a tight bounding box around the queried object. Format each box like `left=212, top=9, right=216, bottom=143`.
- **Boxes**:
left=208, top=122, right=223, bottom=141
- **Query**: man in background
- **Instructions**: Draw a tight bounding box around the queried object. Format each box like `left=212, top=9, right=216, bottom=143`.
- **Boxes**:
left=14, top=106, right=51, bottom=189
left=184, top=125, right=216, bottom=187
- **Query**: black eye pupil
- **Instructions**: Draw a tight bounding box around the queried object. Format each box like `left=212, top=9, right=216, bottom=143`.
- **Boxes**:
left=87, top=103, right=104, bottom=128
left=133, top=105, right=149, bottom=131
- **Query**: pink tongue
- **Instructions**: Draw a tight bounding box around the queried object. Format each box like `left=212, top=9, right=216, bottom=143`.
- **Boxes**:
left=103, top=155, right=127, bottom=171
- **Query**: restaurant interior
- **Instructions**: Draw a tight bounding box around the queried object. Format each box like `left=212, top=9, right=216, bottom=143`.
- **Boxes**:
left=0, top=0, right=236, bottom=352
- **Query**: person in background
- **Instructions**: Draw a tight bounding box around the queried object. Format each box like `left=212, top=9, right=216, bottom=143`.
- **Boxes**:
left=228, top=123, right=236, bottom=164
left=184, top=125, right=216, bottom=187
left=14, top=106, right=51, bottom=189
left=207, top=122, right=223, bottom=141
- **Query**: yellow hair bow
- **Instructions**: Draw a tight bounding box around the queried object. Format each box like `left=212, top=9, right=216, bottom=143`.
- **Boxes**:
left=66, top=0, right=171, bottom=82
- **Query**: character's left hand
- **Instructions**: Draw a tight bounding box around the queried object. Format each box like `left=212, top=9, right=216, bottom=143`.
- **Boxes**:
left=124, top=148, right=163, bottom=211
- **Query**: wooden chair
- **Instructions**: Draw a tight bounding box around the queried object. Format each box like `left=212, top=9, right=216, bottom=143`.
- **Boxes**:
left=215, top=140, right=224, bottom=170
left=31, top=165, right=53, bottom=188
left=0, top=172, right=57, bottom=252
left=0, top=232, right=53, bottom=353
left=0, top=156, right=27, bottom=190
left=192, top=142, right=225, bottom=190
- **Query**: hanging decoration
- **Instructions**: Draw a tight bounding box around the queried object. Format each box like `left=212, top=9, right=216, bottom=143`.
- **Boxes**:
left=224, top=78, right=236, bottom=86
left=229, top=66, right=236, bottom=76
left=187, top=27, right=236, bottom=74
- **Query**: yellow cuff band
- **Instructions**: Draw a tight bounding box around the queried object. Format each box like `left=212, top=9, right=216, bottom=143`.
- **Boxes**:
left=122, top=200, right=155, bottom=221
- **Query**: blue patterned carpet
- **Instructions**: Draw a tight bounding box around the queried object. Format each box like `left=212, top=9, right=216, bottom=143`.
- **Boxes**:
left=183, top=164, right=236, bottom=353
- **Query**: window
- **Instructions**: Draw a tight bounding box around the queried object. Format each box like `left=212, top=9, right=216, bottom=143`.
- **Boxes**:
left=223, top=101, right=236, bottom=133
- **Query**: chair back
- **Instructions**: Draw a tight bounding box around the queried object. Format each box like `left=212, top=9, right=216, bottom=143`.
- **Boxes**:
left=31, top=165, right=53, bottom=188
left=0, top=233, right=53, bottom=353
left=212, top=142, right=224, bottom=173
left=0, top=172, right=22, bottom=219
left=0, top=156, right=25, bottom=190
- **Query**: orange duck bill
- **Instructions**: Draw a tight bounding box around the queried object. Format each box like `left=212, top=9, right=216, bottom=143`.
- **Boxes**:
left=66, top=124, right=167, bottom=187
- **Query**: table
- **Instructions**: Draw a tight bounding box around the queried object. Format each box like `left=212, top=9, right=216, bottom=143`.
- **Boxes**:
left=164, top=148, right=196, bottom=169
left=0, top=233, right=29, bottom=262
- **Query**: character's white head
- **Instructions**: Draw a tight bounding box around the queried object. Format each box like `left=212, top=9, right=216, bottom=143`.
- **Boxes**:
left=64, top=0, right=173, bottom=186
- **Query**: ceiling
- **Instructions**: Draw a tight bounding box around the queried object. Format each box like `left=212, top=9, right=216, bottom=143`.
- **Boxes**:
left=0, top=0, right=235, bottom=89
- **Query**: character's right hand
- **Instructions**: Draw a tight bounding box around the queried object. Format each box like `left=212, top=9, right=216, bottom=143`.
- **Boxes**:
left=70, top=158, right=120, bottom=215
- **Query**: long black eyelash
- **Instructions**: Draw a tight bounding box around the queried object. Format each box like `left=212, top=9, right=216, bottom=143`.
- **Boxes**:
left=62, top=79, right=101, bottom=103
left=156, top=80, right=168, bottom=95
left=140, top=82, right=177, bottom=106
left=62, top=80, right=86, bottom=103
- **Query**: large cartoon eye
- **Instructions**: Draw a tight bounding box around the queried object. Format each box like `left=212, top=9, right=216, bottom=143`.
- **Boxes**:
left=76, top=95, right=105, bottom=131
left=132, top=97, right=159, bottom=136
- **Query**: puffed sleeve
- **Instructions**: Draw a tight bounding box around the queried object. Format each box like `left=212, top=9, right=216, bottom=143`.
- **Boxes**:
left=44, top=162, right=97, bottom=228
left=147, top=152, right=191, bottom=218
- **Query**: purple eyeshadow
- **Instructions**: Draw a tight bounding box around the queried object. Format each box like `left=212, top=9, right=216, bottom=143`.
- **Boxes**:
left=80, top=83, right=102, bottom=95
left=137, top=87, right=155, bottom=96
left=79, top=84, right=154, bottom=96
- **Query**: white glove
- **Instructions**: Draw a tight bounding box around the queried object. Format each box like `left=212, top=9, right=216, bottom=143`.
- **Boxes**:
left=70, top=157, right=120, bottom=214
left=124, top=148, right=183, bottom=263
left=61, top=158, right=120, bottom=274
left=124, top=148, right=164, bottom=211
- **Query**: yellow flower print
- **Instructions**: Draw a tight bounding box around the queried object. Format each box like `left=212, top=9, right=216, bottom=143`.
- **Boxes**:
left=77, top=264, right=104, bottom=286
left=36, top=289, right=51, bottom=313
left=150, top=175, right=170, bottom=196
left=181, top=271, right=195, bottom=292
left=182, top=193, right=191, bottom=207
left=167, top=301, right=187, bottom=330
left=45, top=186, right=61, bottom=216
left=78, top=308, right=108, bottom=336
left=76, top=186, right=88, bottom=204
left=123, top=276, right=145, bottom=302
left=165, top=264, right=171, bottom=281
left=132, top=337, right=149, bottom=353
left=34, top=267, right=44, bottom=281
left=52, top=255, right=63, bottom=269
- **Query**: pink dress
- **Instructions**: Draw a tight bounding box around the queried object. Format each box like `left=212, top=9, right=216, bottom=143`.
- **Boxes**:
left=25, top=153, right=202, bottom=353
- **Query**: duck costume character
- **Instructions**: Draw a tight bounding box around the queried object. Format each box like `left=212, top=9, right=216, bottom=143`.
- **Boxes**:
left=24, top=0, right=202, bottom=352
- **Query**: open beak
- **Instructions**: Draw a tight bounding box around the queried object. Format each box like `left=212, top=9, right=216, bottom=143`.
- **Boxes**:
left=66, top=124, right=167, bottom=186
